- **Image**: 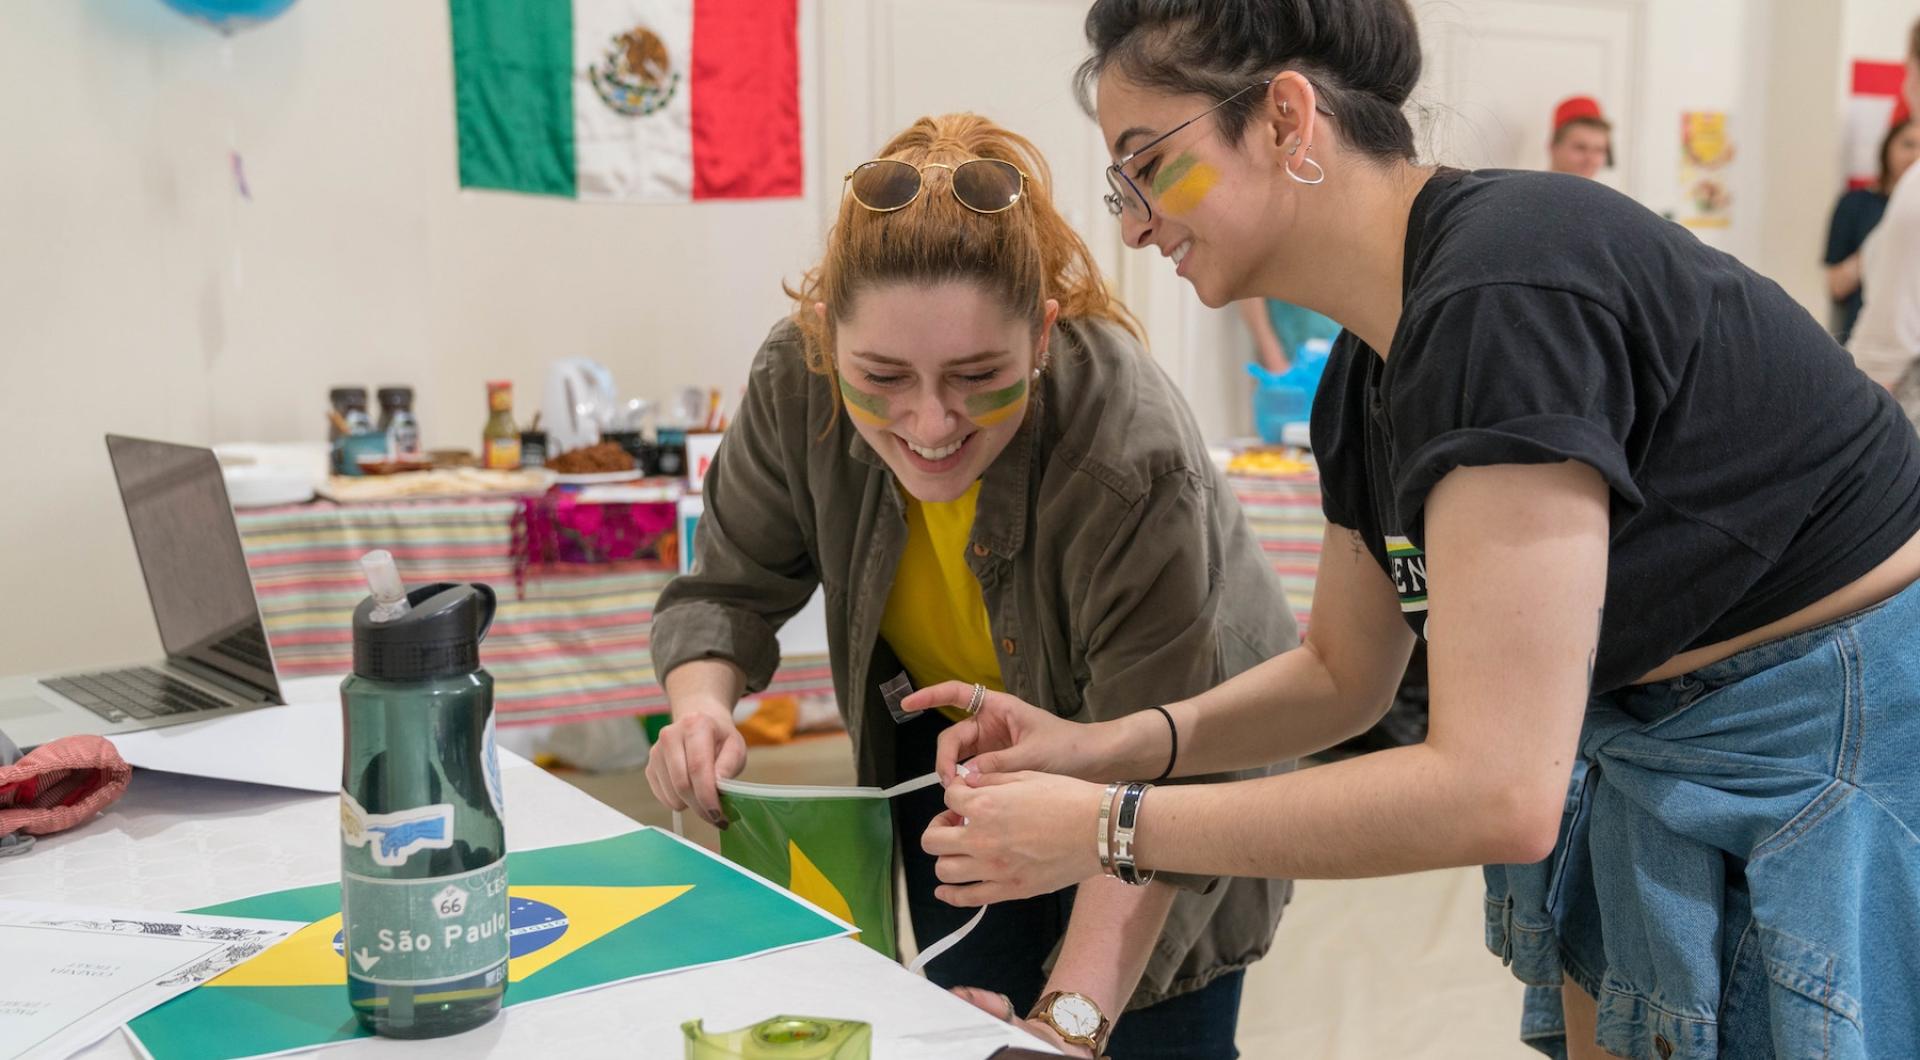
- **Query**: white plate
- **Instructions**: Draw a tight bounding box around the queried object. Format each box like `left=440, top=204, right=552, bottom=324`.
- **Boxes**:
left=222, top=465, right=319, bottom=508
left=553, top=469, right=645, bottom=485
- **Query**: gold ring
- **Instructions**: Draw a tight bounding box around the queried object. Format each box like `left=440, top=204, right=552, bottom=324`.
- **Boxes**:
left=966, top=683, right=986, bottom=714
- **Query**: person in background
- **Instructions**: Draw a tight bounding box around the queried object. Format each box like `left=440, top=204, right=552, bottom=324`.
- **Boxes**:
left=1826, top=119, right=1919, bottom=344
left=645, top=112, right=1296, bottom=1059
left=1856, top=20, right=1920, bottom=404
left=1235, top=296, right=1339, bottom=372
left=1548, top=95, right=1612, bottom=180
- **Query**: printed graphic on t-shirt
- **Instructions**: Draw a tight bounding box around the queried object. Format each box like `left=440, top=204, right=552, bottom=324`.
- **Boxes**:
left=1386, top=535, right=1430, bottom=639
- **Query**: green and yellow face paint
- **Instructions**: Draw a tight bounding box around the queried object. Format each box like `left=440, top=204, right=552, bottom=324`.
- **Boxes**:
left=1151, top=151, right=1219, bottom=216
left=963, top=377, right=1028, bottom=429
left=838, top=375, right=894, bottom=428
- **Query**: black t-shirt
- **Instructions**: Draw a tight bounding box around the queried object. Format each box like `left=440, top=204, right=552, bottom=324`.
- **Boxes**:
left=1314, top=168, right=1920, bottom=692
left=1824, top=188, right=1888, bottom=342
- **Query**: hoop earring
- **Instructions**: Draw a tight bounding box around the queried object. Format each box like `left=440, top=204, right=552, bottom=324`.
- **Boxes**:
left=1286, top=151, right=1326, bottom=186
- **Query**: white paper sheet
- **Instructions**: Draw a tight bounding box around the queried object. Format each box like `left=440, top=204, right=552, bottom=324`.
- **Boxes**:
left=0, top=901, right=300, bottom=1060
left=105, top=677, right=344, bottom=792
left=106, top=679, right=536, bottom=793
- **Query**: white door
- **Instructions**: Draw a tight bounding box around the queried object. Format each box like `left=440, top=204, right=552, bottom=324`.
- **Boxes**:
left=818, top=0, right=1249, bottom=436
left=1414, top=0, right=1645, bottom=196
left=818, top=0, right=1122, bottom=282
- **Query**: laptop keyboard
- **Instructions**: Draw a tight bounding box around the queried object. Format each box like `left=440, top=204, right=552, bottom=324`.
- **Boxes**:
left=44, top=667, right=233, bottom=724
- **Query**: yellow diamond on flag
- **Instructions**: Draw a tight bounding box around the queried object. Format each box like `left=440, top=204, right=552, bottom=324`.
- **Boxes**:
left=786, top=840, right=857, bottom=941
left=206, top=884, right=692, bottom=988
left=504, top=885, right=688, bottom=979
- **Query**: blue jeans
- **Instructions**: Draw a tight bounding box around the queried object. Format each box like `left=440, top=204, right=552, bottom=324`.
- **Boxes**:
left=895, top=714, right=1244, bottom=1060
left=1486, top=578, right=1920, bottom=1058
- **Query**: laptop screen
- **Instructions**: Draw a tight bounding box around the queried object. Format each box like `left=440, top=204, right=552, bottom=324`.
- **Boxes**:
left=105, top=435, right=281, bottom=701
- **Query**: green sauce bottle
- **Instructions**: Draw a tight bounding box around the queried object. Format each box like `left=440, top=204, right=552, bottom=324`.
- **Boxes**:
left=340, top=554, right=508, bottom=1038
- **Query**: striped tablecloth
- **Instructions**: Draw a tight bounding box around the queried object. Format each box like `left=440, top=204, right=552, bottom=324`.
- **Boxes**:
left=236, top=498, right=833, bottom=729
left=237, top=473, right=1324, bottom=728
left=1228, top=471, right=1325, bottom=633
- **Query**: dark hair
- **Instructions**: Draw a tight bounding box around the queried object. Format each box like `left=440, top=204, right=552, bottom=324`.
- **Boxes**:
left=1880, top=119, right=1915, bottom=194
left=1076, top=0, right=1422, bottom=162
left=1910, top=16, right=1919, bottom=63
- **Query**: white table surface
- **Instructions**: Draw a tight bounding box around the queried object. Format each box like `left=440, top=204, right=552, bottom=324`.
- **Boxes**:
left=0, top=758, right=1052, bottom=1060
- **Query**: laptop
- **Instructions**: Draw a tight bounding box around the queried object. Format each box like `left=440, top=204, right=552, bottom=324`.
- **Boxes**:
left=0, top=435, right=286, bottom=748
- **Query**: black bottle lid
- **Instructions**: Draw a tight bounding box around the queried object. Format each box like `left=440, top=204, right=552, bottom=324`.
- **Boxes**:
left=352, top=582, right=497, bottom=681
left=330, top=386, right=369, bottom=410
left=376, top=386, right=414, bottom=408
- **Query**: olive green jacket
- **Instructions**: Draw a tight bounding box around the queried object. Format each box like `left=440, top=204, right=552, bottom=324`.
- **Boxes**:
left=651, top=316, right=1299, bottom=1007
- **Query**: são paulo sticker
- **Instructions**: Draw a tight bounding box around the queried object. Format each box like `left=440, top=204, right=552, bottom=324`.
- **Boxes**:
left=341, top=860, right=509, bottom=986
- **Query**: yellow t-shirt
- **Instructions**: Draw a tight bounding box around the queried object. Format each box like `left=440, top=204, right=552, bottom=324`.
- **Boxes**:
left=879, top=481, right=1003, bottom=722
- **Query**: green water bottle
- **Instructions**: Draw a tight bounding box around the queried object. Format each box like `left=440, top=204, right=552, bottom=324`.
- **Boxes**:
left=340, top=552, right=508, bottom=1038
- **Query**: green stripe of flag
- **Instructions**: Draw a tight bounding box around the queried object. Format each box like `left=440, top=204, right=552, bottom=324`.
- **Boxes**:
left=450, top=0, right=577, bottom=197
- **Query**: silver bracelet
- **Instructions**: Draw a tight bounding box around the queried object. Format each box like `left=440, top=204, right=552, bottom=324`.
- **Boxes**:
left=1096, top=782, right=1120, bottom=875
left=1111, top=781, right=1155, bottom=886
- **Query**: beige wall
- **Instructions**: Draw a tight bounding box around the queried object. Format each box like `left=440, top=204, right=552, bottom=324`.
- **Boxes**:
left=1843, top=0, right=1918, bottom=60
left=0, top=0, right=823, bottom=673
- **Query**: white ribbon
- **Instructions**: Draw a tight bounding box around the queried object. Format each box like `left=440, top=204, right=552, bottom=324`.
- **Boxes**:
left=906, top=904, right=987, bottom=975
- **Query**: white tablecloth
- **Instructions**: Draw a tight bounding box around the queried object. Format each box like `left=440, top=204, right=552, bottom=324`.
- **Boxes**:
left=0, top=758, right=1051, bottom=1060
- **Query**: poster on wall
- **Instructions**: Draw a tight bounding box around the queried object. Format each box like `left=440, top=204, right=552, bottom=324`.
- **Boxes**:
left=1678, top=111, right=1733, bottom=230
left=449, top=0, right=802, bottom=203
left=1847, top=60, right=1909, bottom=191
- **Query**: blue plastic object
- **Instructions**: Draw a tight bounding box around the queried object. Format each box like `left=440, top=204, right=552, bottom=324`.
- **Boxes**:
left=1248, top=338, right=1333, bottom=444
left=158, top=0, right=298, bottom=34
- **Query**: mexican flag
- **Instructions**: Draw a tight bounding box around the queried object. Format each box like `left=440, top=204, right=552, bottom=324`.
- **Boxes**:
left=718, top=779, right=900, bottom=957
left=449, top=0, right=802, bottom=202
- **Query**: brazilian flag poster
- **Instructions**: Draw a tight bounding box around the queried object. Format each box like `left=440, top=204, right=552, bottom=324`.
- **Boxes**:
left=127, top=828, right=851, bottom=1060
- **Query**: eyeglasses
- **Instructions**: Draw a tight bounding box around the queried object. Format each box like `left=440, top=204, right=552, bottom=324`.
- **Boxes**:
left=1104, top=80, right=1335, bottom=222
left=844, top=158, right=1028, bottom=215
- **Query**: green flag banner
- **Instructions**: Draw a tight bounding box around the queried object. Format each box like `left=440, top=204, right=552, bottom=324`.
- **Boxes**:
left=717, top=775, right=942, bottom=958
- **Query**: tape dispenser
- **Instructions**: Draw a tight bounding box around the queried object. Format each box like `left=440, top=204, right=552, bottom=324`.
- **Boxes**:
left=681, top=1015, right=871, bottom=1060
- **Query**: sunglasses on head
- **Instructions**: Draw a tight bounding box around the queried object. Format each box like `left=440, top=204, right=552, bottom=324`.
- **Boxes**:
left=844, top=158, right=1028, bottom=215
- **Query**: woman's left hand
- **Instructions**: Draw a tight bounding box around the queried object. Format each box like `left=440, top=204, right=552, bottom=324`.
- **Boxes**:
left=948, top=987, right=1095, bottom=1059
left=921, top=771, right=1105, bottom=906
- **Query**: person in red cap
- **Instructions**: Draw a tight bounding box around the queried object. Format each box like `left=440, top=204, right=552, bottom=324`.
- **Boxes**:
left=1549, top=95, right=1612, bottom=179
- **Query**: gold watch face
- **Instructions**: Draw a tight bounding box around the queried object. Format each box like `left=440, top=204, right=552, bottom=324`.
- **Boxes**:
left=1049, top=993, right=1102, bottom=1039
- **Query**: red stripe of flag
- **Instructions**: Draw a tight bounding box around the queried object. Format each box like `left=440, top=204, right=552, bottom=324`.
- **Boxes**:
left=690, top=0, right=801, bottom=200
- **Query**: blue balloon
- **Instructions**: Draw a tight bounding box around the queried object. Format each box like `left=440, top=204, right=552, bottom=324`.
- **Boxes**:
left=159, top=0, right=298, bottom=34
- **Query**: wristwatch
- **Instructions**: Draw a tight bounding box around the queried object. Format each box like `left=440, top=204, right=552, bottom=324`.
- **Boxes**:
left=1028, top=990, right=1112, bottom=1055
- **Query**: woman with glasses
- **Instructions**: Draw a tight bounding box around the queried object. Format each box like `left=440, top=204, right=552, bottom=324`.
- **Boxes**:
left=907, top=2, right=1920, bottom=1056
left=646, top=112, right=1296, bottom=1059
